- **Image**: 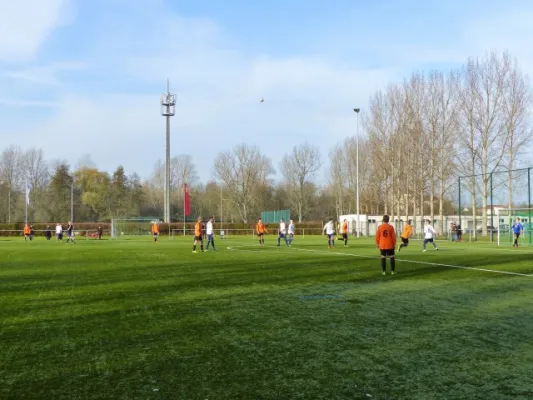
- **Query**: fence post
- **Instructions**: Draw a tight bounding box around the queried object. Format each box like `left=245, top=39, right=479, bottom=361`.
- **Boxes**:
left=458, top=176, right=462, bottom=236
left=527, top=167, right=533, bottom=244
left=490, top=172, right=494, bottom=242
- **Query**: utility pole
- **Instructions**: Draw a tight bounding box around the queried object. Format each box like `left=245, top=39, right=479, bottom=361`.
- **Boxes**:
left=160, top=80, right=176, bottom=223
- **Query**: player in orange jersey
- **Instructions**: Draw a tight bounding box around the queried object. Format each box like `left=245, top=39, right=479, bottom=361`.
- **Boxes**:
left=192, top=217, right=204, bottom=253
left=151, top=221, right=160, bottom=242
left=341, top=219, right=349, bottom=247
left=376, top=215, right=397, bottom=275
left=256, top=218, right=268, bottom=247
left=397, top=219, right=413, bottom=252
left=23, top=223, right=31, bottom=241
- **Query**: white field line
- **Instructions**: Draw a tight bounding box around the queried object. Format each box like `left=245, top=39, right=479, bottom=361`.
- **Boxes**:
left=228, top=245, right=532, bottom=277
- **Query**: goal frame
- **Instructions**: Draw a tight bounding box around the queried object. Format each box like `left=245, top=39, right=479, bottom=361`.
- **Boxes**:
left=110, top=218, right=161, bottom=239
left=495, top=208, right=532, bottom=246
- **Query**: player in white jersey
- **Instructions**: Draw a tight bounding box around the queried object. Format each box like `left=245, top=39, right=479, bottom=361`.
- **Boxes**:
left=205, top=216, right=217, bottom=251
left=277, top=218, right=289, bottom=247
left=287, top=220, right=295, bottom=246
left=423, top=220, right=438, bottom=252
left=323, top=219, right=335, bottom=248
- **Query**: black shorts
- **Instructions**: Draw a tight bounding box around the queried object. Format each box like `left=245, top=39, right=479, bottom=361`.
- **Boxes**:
left=380, top=249, right=395, bottom=257
left=401, top=237, right=409, bottom=245
left=342, top=233, right=348, bottom=240
left=194, top=235, right=203, bottom=241
left=257, top=233, right=264, bottom=237
left=514, top=233, right=520, bottom=238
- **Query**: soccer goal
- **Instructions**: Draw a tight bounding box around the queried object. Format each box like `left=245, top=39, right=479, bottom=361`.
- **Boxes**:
left=111, top=218, right=160, bottom=239
left=495, top=208, right=532, bottom=246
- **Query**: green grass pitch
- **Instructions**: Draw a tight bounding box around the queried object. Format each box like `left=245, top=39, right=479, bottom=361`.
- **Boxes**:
left=1, top=235, right=532, bottom=399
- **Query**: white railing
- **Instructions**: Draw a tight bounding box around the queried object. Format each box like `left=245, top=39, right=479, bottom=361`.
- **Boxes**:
left=0, top=229, right=107, bottom=239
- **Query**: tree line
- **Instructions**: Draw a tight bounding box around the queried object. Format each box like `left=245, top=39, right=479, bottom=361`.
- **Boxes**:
left=1, top=51, right=531, bottom=231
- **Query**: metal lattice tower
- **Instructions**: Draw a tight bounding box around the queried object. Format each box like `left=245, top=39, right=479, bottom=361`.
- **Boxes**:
left=160, top=80, right=176, bottom=223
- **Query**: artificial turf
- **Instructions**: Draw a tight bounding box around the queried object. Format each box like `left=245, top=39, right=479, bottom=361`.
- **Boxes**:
left=1, top=235, right=532, bottom=399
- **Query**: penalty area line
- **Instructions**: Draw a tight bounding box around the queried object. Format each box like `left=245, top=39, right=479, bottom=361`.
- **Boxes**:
left=291, top=248, right=532, bottom=278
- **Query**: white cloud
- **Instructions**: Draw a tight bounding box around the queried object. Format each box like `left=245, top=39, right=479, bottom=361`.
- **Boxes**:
left=0, top=0, right=73, bottom=61
left=3, top=62, right=85, bottom=84
left=4, top=1, right=533, bottom=184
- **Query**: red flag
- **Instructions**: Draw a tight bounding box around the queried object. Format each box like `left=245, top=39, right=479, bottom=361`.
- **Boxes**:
left=184, top=183, right=191, bottom=216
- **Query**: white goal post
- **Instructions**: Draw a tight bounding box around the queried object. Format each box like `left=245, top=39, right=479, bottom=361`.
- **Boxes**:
left=495, top=208, right=532, bottom=246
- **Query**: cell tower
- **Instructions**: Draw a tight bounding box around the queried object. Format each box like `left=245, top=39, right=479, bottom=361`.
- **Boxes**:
left=160, top=80, right=176, bottom=223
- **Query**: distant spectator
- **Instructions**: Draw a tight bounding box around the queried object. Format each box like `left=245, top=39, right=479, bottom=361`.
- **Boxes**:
left=97, top=226, right=103, bottom=240
left=29, top=225, right=34, bottom=241
left=45, top=226, right=52, bottom=240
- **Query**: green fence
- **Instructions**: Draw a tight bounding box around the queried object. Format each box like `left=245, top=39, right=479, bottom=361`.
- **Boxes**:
left=458, top=167, right=532, bottom=243
left=261, top=209, right=290, bottom=224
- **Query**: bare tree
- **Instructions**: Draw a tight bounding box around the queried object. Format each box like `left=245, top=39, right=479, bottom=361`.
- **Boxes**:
left=149, top=155, right=199, bottom=217
left=502, top=62, right=533, bottom=208
left=24, top=148, right=50, bottom=221
left=280, top=142, right=322, bottom=222
left=213, top=144, right=274, bottom=223
left=459, top=51, right=513, bottom=236
left=0, top=146, right=24, bottom=223
left=426, top=70, right=459, bottom=231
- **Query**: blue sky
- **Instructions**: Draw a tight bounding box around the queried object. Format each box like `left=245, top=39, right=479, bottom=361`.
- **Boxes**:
left=1, top=0, right=533, bottom=183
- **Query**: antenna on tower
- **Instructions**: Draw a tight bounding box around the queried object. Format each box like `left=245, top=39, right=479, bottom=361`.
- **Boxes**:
left=160, top=79, right=176, bottom=223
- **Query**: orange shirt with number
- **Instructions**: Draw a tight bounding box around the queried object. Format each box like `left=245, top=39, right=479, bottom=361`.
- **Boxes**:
left=342, top=222, right=348, bottom=233
left=256, top=221, right=267, bottom=234
left=195, top=222, right=202, bottom=236
left=401, top=224, right=412, bottom=239
left=376, top=223, right=396, bottom=250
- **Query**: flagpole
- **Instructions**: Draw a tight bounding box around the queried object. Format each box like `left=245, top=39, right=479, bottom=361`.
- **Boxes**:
left=25, top=179, right=28, bottom=224
left=24, top=179, right=29, bottom=224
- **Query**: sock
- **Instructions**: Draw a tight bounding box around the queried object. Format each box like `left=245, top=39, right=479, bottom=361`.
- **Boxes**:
left=381, top=257, right=386, bottom=272
left=344, top=239, right=347, bottom=245
left=193, top=245, right=196, bottom=251
left=200, top=244, right=204, bottom=251
left=391, top=257, right=396, bottom=272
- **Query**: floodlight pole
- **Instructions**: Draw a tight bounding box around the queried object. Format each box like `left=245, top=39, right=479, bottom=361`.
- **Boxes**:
left=161, top=80, right=176, bottom=224
left=353, top=108, right=361, bottom=237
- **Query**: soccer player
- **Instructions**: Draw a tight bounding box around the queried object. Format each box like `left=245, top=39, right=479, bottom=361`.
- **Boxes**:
left=192, top=217, right=204, bottom=253
left=342, top=219, right=349, bottom=247
left=323, top=219, right=335, bottom=248
left=376, top=215, right=397, bottom=275
left=206, top=217, right=217, bottom=251
left=512, top=217, right=524, bottom=248
left=23, top=223, right=31, bottom=241
left=398, top=220, right=413, bottom=252
left=256, top=218, right=267, bottom=246
left=287, top=219, right=295, bottom=246
left=151, top=221, right=160, bottom=243
left=423, top=220, right=438, bottom=252
left=55, top=223, right=63, bottom=241
left=66, top=221, right=75, bottom=244
left=277, top=218, right=288, bottom=247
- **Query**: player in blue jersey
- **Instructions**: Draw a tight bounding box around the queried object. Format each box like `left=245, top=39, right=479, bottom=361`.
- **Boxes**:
left=512, top=217, right=524, bottom=247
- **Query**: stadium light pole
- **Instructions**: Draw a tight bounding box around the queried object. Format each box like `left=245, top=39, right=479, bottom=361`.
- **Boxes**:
left=161, top=80, right=176, bottom=223
left=353, top=108, right=361, bottom=237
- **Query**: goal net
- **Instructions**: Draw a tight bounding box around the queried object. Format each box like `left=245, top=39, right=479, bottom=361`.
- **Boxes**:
left=111, top=218, right=161, bottom=239
left=495, top=208, right=532, bottom=246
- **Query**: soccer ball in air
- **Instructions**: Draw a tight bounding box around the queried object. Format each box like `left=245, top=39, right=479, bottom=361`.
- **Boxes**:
left=260, top=97, right=264, bottom=103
